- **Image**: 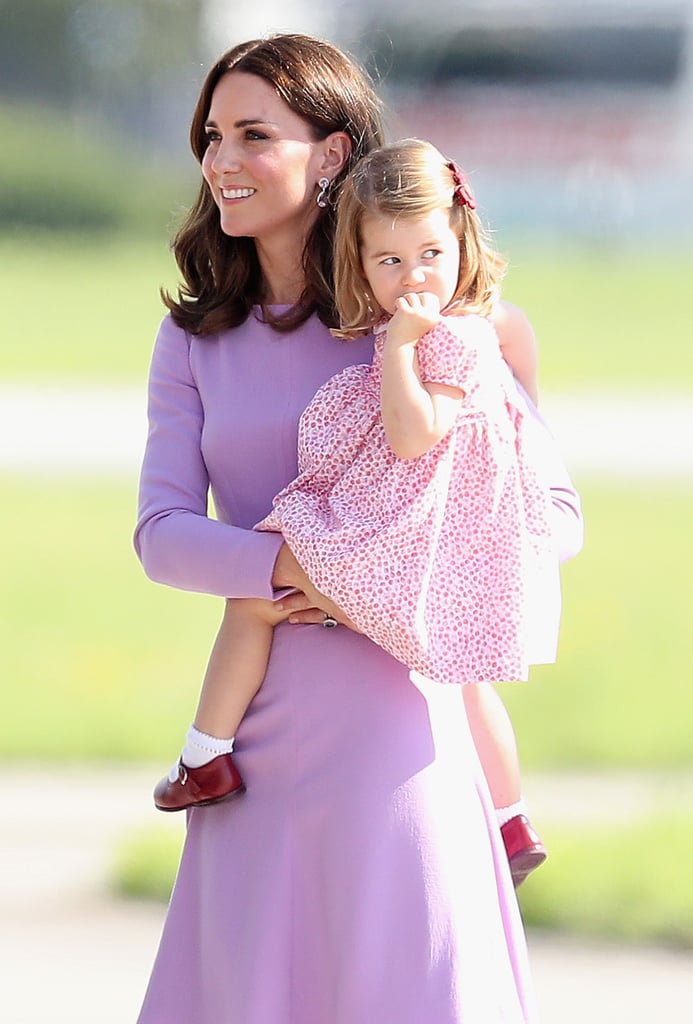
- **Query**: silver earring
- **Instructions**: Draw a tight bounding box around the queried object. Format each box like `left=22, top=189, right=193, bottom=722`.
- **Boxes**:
left=316, top=177, right=330, bottom=208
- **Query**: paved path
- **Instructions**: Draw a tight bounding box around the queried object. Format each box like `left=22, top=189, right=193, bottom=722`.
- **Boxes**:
left=4, top=765, right=692, bottom=1023
left=1, top=382, right=693, bottom=479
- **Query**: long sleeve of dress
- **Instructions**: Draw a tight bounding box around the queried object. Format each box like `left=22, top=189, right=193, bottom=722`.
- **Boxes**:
left=517, top=383, right=584, bottom=564
left=133, top=317, right=284, bottom=598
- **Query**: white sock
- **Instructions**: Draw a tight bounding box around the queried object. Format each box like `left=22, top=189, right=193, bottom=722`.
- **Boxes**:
left=496, top=800, right=527, bottom=828
left=174, top=725, right=235, bottom=777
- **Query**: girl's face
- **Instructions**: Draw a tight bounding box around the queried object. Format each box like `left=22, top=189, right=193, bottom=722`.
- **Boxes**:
left=201, top=71, right=331, bottom=250
left=359, top=207, right=461, bottom=316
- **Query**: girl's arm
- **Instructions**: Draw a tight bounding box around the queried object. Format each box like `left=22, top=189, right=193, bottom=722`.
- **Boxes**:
left=380, top=294, right=464, bottom=459
left=491, top=300, right=539, bottom=405
left=133, top=317, right=285, bottom=599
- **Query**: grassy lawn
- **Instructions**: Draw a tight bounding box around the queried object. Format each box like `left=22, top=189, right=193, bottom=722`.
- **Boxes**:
left=1, top=478, right=219, bottom=760
left=1, top=234, right=179, bottom=381
left=110, top=811, right=693, bottom=951
left=517, top=815, right=693, bottom=949
left=502, top=247, right=693, bottom=393
left=2, top=235, right=693, bottom=391
left=2, top=476, right=691, bottom=767
left=503, top=480, right=693, bottom=770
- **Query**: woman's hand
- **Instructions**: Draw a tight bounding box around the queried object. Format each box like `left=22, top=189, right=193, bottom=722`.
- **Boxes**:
left=271, top=542, right=358, bottom=629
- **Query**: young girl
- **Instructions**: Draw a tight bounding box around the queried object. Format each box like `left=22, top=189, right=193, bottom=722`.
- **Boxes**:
left=154, top=139, right=562, bottom=881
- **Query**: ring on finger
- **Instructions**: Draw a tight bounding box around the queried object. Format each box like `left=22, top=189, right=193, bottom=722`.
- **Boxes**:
left=322, top=614, right=338, bottom=629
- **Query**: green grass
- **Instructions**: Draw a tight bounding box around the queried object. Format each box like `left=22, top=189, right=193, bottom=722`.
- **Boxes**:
left=110, top=811, right=693, bottom=949
left=0, top=103, right=194, bottom=236
left=502, top=248, right=693, bottom=393
left=4, top=471, right=691, bottom=948
left=502, top=481, right=693, bottom=770
left=113, top=826, right=182, bottom=904
left=3, top=237, right=693, bottom=390
left=518, top=815, right=693, bottom=948
left=1, top=235, right=179, bottom=380
left=2, top=476, right=692, bottom=767
left=0, top=479, right=220, bottom=760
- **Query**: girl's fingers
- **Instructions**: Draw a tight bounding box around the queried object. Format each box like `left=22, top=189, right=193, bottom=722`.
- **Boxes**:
left=287, top=608, right=328, bottom=625
left=275, top=591, right=312, bottom=614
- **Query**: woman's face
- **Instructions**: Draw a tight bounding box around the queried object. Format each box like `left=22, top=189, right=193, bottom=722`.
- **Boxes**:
left=201, top=71, right=329, bottom=251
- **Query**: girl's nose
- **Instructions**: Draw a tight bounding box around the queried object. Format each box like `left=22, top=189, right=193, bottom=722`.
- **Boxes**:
left=402, top=264, right=426, bottom=287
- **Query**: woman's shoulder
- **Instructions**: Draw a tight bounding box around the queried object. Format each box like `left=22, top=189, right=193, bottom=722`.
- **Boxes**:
left=149, top=313, right=194, bottom=364
left=154, top=312, right=195, bottom=347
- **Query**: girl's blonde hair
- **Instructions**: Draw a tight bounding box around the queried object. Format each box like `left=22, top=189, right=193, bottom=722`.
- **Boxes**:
left=333, top=139, right=507, bottom=337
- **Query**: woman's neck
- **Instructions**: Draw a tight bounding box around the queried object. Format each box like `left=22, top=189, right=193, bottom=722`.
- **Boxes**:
left=255, top=235, right=308, bottom=305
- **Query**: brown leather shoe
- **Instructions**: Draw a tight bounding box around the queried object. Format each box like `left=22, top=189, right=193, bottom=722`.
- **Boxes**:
left=500, top=814, right=547, bottom=888
left=154, top=753, right=245, bottom=812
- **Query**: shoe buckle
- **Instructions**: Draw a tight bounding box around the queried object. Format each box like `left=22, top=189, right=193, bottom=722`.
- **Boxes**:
left=178, top=764, right=188, bottom=786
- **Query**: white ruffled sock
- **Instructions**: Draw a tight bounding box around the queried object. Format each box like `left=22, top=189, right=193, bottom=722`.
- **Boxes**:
left=168, top=725, right=235, bottom=781
left=495, top=799, right=527, bottom=828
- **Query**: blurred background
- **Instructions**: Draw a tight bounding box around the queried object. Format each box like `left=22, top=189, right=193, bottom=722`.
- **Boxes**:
left=2, top=1, right=692, bottom=1020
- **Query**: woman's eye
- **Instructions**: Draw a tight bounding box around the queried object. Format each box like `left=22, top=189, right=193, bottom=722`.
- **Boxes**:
left=204, top=130, right=221, bottom=145
left=245, top=129, right=269, bottom=141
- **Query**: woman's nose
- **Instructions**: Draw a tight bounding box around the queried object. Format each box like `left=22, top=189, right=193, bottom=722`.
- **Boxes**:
left=210, top=140, right=242, bottom=176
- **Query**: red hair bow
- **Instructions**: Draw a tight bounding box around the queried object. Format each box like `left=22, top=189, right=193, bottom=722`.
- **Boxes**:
left=447, top=161, right=477, bottom=210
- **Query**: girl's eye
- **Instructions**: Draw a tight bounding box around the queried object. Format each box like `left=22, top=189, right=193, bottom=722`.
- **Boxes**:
left=423, top=249, right=440, bottom=259
left=381, top=256, right=400, bottom=266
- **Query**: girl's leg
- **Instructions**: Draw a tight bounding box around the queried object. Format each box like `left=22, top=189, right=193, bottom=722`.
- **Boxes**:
left=463, top=682, right=547, bottom=886
left=463, top=682, right=522, bottom=808
left=154, top=598, right=273, bottom=812
left=193, top=598, right=274, bottom=741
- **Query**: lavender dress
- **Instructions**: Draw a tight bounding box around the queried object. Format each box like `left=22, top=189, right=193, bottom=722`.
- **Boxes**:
left=134, top=310, right=580, bottom=1023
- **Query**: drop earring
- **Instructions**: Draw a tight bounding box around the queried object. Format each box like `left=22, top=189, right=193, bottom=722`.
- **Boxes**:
left=316, top=177, right=330, bottom=208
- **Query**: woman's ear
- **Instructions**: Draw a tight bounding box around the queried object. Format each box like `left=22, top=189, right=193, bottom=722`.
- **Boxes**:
left=320, top=131, right=353, bottom=178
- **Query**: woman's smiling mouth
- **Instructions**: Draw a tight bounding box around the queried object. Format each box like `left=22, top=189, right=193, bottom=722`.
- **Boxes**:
left=221, top=187, right=256, bottom=200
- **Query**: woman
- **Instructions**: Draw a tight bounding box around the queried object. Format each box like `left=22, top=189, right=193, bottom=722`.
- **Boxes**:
left=134, top=33, right=576, bottom=1023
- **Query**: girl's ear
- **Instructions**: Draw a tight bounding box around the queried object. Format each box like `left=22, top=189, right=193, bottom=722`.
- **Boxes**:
left=320, top=131, right=353, bottom=178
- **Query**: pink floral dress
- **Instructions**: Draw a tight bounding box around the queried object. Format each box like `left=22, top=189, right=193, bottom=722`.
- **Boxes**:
left=257, top=314, right=560, bottom=684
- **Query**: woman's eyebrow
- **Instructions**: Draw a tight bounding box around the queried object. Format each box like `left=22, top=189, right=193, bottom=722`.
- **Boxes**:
left=204, top=117, right=277, bottom=129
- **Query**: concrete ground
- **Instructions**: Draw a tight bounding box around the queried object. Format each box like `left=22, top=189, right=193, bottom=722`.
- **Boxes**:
left=3, top=765, right=692, bottom=1023
left=2, top=383, right=693, bottom=481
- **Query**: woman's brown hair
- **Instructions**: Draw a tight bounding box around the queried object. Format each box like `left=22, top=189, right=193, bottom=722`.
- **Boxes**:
left=333, top=139, right=507, bottom=338
left=163, top=34, right=385, bottom=336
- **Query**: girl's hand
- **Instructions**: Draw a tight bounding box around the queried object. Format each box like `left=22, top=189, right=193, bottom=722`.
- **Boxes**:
left=388, top=292, right=441, bottom=347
